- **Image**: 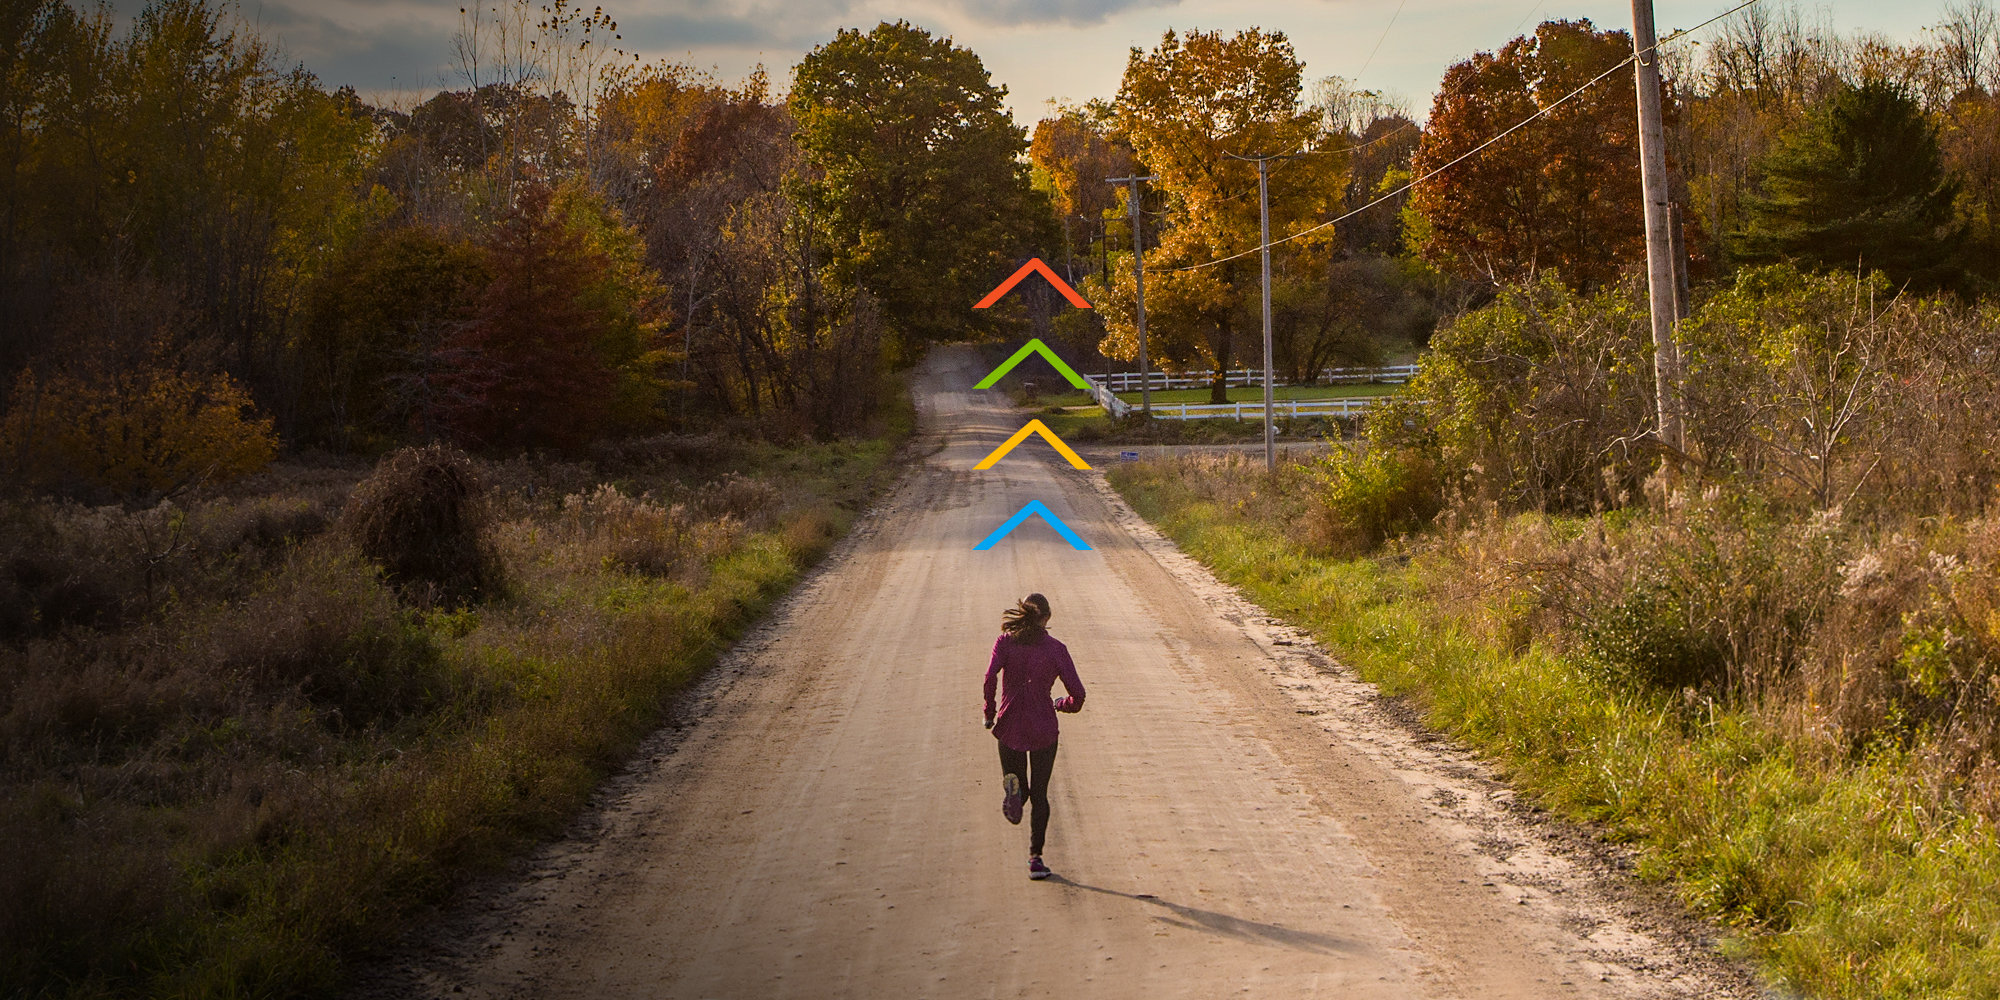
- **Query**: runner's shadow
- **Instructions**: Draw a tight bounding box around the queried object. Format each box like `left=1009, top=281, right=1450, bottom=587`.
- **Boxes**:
left=1044, top=875, right=1357, bottom=956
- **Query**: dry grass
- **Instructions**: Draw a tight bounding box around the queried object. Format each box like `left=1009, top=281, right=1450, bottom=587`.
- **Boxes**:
left=0, top=418, right=906, bottom=998
left=343, top=444, right=504, bottom=606
left=1099, top=265, right=2000, bottom=997
left=1111, top=453, right=2000, bottom=999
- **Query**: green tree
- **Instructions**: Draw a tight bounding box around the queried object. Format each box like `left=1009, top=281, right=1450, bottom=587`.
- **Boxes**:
left=1734, top=80, right=1965, bottom=290
left=788, top=20, right=1048, bottom=349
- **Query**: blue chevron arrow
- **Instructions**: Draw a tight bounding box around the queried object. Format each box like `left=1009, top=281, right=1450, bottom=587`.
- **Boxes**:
left=974, top=500, right=1092, bottom=551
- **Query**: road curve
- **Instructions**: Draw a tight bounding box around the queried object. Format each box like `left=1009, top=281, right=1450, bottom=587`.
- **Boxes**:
left=370, top=347, right=1758, bottom=1000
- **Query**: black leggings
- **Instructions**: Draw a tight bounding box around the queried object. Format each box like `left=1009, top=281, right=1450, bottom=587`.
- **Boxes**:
left=998, top=740, right=1059, bottom=855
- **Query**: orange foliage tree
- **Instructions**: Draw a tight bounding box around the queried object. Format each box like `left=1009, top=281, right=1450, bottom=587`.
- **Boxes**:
left=1409, top=19, right=1644, bottom=290
left=1103, top=27, right=1346, bottom=403
left=0, top=362, right=278, bottom=495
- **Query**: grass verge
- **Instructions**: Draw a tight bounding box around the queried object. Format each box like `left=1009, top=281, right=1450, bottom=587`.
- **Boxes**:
left=0, top=398, right=913, bottom=998
left=1108, top=456, right=2000, bottom=1000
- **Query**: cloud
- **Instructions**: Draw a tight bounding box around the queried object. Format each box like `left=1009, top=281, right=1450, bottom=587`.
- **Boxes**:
left=940, top=0, right=1181, bottom=28
left=616, top=10, right=823, bottom=51
left=244, top=2, right=458, bottom=91
left=103, top=0, right=1178, bottom=103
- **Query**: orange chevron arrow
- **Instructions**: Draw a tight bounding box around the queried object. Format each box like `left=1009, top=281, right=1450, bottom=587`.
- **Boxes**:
left=973, top=258, right=1092, bottom=309
left=974, top=419, right=1091, bottom=470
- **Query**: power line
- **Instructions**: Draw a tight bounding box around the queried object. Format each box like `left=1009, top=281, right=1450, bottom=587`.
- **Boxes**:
left=1325, top=0, right=1573, bottom=165
left=1167, top=0, right=1769, bottom=274
left=1355, top=0, right=1410, bottom=83
left=1172, top=54, right=1636, bottom=271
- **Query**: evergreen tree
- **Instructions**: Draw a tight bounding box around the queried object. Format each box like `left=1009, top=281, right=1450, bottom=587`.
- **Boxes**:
left=1734, top=81, right=1964, bottom=290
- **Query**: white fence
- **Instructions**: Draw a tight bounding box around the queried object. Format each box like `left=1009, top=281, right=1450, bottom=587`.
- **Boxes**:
left=1080, top=376, right=1132, bottom=418
left=1142, top=397, right=1387, bottom=421
left=1102, top=364, right=1418, bottom=393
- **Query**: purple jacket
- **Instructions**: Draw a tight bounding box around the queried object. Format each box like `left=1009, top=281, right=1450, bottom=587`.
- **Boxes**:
left=983, top=632, right=1085, bottom=752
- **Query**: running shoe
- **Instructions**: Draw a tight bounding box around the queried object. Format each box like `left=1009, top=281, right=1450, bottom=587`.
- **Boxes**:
left=1028, top=856, right=1052, bottom=880
left=1002, top=773, right=1024, bottom=825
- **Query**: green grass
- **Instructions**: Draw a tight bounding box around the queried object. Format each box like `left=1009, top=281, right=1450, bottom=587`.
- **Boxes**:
left=1031, top=381, right=1401, bottom=409
left=1108, top=459, right=2000, bottom=1000
left=1036, top=407, right=1351, bottom=446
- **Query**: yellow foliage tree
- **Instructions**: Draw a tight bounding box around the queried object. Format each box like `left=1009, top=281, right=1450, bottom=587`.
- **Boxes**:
left=0, top=365, right=279, bottom=495
left=1101, top=28, right=1346, bottom=403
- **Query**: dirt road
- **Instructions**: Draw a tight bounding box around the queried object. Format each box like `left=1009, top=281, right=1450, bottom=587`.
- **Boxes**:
left=372, top=348, right=1760, bottom=999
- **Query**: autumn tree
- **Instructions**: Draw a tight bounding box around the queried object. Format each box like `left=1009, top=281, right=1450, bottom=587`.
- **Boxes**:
left=1409, top=19, right=1643, bottom=290
left=1942, top=89, right=2000, bottom=282
left=789, top=21, right=1049, bottom=349
left=1028, top=106, right=1131, bottom=279
left=1104, top=27, right=1346, bottom=402
left=296, top=226, right=489, bottom=449
left=1313, top=77, right=1419, bottom=256
left=709, top=186, right=888, bottom=437
left=595, top=66, right=791, bottom=417
left=0, top=0, right=376, bottom=449
left=441, top=183, right=668, bottom=449
left=1734, top=80, right=1964, bottom=290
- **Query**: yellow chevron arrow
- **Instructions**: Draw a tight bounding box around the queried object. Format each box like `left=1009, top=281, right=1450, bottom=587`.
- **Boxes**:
left=975, top=419, right=1091, bottom=470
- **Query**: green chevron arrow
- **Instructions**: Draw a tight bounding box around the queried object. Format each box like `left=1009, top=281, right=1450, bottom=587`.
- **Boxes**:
left=975, top=338, right=1093, bottom=391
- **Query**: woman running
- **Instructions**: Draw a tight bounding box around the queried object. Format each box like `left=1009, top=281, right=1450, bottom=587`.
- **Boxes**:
left=982, top=592, right=1085, bottom=880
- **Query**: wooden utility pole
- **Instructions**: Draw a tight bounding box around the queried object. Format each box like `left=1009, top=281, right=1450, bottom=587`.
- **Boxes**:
left=1107, top=174, right=1158, bottom=415
left=1226, top=151, right=1301, bottom=473
left=1256, top=158, right=1276, bottom=472
left=1632, top=0, right=1686, bottom=455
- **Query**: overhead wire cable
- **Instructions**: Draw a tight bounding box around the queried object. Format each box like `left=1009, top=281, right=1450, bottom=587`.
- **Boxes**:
left=1355, top=0, right=1410, bottom=83
left=1166, top=0, right=1768, bottom=273
left=1224, top=0, right=1416, bottom=166
left=1330, top=0, right=1561, bottom=162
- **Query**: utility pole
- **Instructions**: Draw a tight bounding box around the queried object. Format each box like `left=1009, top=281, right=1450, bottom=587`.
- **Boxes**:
left=1256, top=159, right=1275, bottom=472
left=1226, top=151, right=1301, bottom=473
left=1107, top=174, right=1158, bottom=415
left=1632, top=0, right=1686, bottom=456
left=1099, top=216, right=1111, bottom=382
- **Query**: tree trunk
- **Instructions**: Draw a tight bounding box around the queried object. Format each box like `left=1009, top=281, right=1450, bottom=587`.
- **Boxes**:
left=1208, top=320, right=1232, bottom=404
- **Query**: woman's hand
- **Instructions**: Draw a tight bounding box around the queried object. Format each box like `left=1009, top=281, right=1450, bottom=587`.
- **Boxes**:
left=983, top=715, right=995, bottom=730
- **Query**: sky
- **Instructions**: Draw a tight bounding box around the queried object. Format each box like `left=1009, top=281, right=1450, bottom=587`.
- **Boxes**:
left=193, top=0, right=1966, bottom=123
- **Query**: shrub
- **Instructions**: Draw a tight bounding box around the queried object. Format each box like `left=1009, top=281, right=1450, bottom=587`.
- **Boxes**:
left=0, top=365, right=279, bottom=497
left=1807, top=522, right=2000, bottom=768
left=1532, top=487, right=1842, bottom=698
left=0, top=549, right=119, bottom=642
left=0, top=502, right=152, bottom=643
left=691, top=473, right=782, bottom=530
left=206, top=544, right=451, bottom=729
left=1306, top=445, right=1443, bottom=556
left=1580, top=576, right=1730, bottom=691
left=1384, top=274, right=1656, bottom=514
left=556, top=484, right=741, bottom=582
left=342, top=444, right=503, bottom=605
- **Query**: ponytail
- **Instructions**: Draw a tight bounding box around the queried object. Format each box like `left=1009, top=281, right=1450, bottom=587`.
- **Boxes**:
left=1000, top=592, right=1052, bottom=644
